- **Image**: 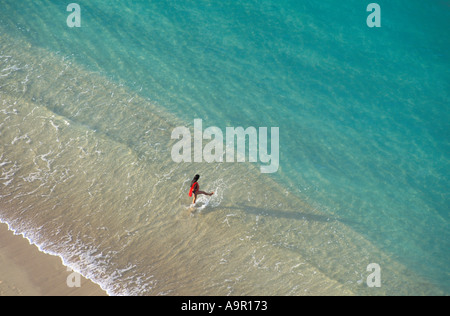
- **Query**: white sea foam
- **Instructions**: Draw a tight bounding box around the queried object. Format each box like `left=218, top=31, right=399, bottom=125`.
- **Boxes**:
left=0, top=29, right=444, bottom=296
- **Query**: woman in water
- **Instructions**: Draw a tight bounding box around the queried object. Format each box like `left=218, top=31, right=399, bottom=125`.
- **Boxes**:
left=189, top=174, right=214, bottom=205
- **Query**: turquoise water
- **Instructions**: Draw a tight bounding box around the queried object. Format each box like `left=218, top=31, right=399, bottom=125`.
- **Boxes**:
left=0, top=0, right=448, bottom=295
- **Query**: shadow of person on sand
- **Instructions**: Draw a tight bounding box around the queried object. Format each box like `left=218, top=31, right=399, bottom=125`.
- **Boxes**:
left=204, top=203, right=359, bottom=226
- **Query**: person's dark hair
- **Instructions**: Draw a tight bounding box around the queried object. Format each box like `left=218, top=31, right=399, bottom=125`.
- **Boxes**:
left=191, top=174, right=200, bottom=185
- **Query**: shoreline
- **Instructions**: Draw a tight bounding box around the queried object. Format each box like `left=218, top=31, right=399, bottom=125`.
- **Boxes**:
left=0, top=222, right=107, bottom=296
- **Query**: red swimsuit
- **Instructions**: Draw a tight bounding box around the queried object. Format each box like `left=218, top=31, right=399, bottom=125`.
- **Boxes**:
left=189, top=182, right=199, bottom=197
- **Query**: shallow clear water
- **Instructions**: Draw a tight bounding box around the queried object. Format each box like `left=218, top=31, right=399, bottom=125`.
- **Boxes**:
left=0, top=0, right=448, bottom=295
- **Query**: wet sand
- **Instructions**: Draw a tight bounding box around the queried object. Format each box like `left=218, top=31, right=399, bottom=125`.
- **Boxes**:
left=0, top=222, right=107, bottom=296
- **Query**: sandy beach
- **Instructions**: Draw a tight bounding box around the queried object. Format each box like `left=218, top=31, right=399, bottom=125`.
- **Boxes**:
left=0, top=1, right=447, bottom=296
left=0, top=222, right=107, bottom=296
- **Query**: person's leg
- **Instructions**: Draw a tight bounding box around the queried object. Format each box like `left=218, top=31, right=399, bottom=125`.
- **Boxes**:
left=197, top=191, right=214, bottom=196
left=192, top=191, right=215, bottom=204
